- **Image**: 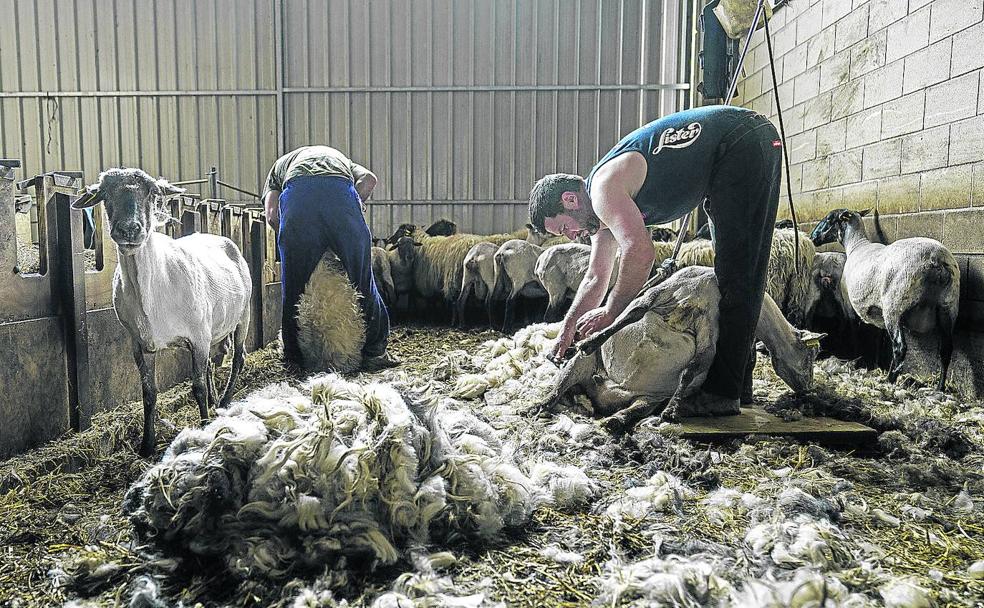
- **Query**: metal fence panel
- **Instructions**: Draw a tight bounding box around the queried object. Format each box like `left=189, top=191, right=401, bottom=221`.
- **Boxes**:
left=1, top=0, right=692, bottom=236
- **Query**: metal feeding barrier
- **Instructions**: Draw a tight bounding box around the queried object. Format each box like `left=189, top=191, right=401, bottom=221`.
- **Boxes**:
left=172, top=167, right=263, bottom=208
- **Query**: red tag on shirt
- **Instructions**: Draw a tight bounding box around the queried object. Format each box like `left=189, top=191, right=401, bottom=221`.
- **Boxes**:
left=772, top=140, right=783, bottom=148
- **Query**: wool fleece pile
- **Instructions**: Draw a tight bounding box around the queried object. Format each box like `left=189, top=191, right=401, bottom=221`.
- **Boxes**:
left=122, top=373, right=596, bottom=580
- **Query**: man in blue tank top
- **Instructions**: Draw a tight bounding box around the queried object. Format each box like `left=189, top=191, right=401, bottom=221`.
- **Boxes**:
left=529, top=105, right=782, bottom=417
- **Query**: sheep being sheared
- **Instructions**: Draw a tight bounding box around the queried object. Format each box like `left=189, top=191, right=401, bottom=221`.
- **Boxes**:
left=296, top=252, right=366, bottom=373
left=810, top=208, right=959, bottom=390
left=548, top=266, right=824, bottom=431
left=72, top=168, right=251, bottom=457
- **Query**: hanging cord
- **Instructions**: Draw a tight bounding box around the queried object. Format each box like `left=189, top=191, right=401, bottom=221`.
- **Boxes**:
left=763, top=14, right=800, bottom=272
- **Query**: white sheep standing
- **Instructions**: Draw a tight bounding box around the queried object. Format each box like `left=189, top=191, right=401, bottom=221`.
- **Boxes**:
left=72, top=168, right=251, bottom=457
left=810, top=208, right=960, bottom=390
left=492, top=239, right=548, bottom=331
left=455, top=241, right=498, bottom=328
left=534, top=243, right=596, bottom=322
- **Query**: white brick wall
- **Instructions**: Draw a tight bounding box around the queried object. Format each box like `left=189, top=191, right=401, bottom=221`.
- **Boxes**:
left=738, top=0, right=984, bottom=220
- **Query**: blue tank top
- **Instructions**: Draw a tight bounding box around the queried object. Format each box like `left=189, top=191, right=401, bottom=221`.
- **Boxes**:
left=586, top=105, right=757, bottom=225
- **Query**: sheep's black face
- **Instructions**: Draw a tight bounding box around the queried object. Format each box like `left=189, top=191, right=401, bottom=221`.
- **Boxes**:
left=395, top=236, right=421, bottom=266
left=810, top=209, right=847, bottom=247
left=99, top=171, right=160, bottom=254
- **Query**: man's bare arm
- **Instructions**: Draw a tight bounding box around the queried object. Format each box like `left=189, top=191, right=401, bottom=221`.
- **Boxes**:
left=590, top=155, right=655, bottom=317
left=351, top=163, right=378, bottom=203
left=264, top=190, right=281, bottom=230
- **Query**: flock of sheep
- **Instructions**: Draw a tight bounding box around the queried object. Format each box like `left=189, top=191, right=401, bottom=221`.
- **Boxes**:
left=367, top=209, right=959, bottom=397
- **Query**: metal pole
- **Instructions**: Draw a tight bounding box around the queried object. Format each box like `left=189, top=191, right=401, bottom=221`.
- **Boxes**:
left=208, top=167, right=218, bottom=200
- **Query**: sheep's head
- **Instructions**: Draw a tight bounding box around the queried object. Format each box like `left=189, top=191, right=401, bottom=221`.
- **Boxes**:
left=810, top=208, right=869, bottom=247
left=770, top=329, right=827, bottom=393
left=389, top=235, right=421, bottom=267
left=72, top=168, right=184, bottom=255
left=650, top=227, right=678, bottom=243
left=384, top=223, right=417, bottom=246
left=812, top=252, right=847, bottom=292
left=425, top=218, right=457, bottom=237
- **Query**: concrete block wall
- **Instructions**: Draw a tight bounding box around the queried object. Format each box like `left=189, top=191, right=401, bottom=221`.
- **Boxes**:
left=738, top=0, right=984, bottom=397
left=740, top=0, right=983, bottom=223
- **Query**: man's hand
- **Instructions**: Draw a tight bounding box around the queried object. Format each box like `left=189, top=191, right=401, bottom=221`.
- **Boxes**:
left=550, top=327, right=577, bottom=362
left=575, top=307, right=618, bottom=339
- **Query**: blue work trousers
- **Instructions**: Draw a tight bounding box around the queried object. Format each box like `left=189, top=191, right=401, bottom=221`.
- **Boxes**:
left=278, top=175, right=390, bottom=364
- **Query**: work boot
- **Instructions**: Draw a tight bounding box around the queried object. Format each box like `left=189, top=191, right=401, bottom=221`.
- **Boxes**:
left=362, top=352, right=402, bottom=372
left=661, top=389, right=741, bottom=421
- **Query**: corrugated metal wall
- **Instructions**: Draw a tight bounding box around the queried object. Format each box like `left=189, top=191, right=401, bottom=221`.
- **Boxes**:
left=0, top=0, right=693, bottom=235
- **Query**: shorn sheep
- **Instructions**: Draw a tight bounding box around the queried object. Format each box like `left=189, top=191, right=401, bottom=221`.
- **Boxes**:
left=72, top=168, right=251, bottom=457
left=556, top=266, right=824, bottom=431
left=411, top=227, right=530, bottom=311
left=811, top=208, right=960, bottom=390
left=455, top=241, right=499, bottom=327
left=492, top=239, right=548, bottom=331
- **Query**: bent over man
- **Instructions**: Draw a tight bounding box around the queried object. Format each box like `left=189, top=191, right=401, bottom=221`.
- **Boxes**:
left=263, top=145, right=399, bottom=371
left=529, top=105, right=782, bottom=416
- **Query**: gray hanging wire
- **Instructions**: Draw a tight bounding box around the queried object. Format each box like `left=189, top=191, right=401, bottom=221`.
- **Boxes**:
left=764, top=13, right=801, bottom=271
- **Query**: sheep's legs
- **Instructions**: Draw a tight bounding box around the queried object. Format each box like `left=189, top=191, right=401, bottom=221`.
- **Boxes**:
left=131, top=341, right=158, bottom=457
left=886, top=321, right=908, bottom=384
left=936, top=306, right=955, bottom=392
left=219, top=324, right=247, bottom=409
left=541, top=351, right=596, bottom=412
left=502, top=294, right=517, bottom=333
left=544, top=295, right=562, bottom=323
left=190, top=345, right=212, bottom=422
left=453, top=285, right=470, bottom=327
left=485, top=295, right=496, bottom=330
left=601, top=396, right=663, bottom=435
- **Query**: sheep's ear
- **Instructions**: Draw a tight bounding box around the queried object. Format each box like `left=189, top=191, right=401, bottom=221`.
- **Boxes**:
left=72, top=183, right=103, bottom=209
left=858, top=208, right=871, bottom=217
left=156, top=178, right=186, bottom=198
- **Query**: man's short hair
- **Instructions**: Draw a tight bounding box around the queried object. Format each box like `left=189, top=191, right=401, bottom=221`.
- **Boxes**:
left=528, top=173, right=585, bottom=233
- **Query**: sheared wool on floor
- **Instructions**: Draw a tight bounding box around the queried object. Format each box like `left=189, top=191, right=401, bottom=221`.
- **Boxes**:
left=123, top=374, right=597, bottom=580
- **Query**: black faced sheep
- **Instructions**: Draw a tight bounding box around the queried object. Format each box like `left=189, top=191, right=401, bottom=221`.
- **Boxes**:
left=810, top=208, right=959, bottom=390
left=72, top=168, right=251, bottom=457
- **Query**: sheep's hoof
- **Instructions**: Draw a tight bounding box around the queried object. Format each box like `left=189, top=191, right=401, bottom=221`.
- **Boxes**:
left=579, top=338, right=601, bottom=355
left=897, top=374, right=926, bottom=390
left=660, top=402, right=682, bottom=423
left=601, top=414, right=627, bottom=435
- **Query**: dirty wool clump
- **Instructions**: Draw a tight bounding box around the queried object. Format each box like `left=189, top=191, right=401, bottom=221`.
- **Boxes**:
left=297, top=254, right=367, bottom=373
left=122, top=373, right=593, bottom=582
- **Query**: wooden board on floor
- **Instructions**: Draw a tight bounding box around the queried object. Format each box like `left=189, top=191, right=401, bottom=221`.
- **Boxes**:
left=662, top=407, right=877, bottom=446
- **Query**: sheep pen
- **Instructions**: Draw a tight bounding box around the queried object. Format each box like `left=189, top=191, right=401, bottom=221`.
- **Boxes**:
left=2, top=321, right=983, bottom=608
